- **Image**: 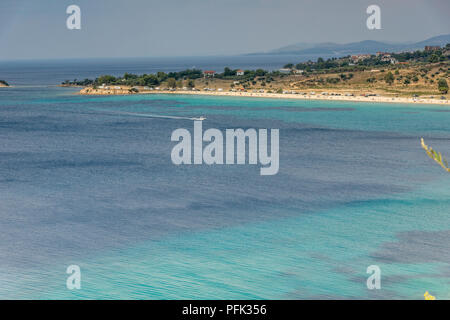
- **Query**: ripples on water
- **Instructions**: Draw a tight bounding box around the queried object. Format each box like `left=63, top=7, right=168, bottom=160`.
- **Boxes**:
left=0, top=85, right=449, bottom=299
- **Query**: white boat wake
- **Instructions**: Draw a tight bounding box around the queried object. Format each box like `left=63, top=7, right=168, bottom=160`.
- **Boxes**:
left=97, top=110, right=206, bottom=121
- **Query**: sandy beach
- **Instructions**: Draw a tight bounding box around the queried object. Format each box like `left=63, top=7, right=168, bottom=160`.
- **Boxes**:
left=79, top=87, right=450, bottom=105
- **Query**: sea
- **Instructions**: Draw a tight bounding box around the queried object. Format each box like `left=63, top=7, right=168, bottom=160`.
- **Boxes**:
left=0, top=56, right=449, bottom=299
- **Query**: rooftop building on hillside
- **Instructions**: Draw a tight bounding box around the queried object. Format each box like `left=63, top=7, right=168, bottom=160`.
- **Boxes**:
left=203, top=70, right=216, bottom=77
left=351, top=54, right=371, bottom=63
left=425, top=46, right=440, bottom=51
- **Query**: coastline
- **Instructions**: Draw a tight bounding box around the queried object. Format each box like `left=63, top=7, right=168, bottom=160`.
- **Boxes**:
left=78, top=87, right=450, bottom=105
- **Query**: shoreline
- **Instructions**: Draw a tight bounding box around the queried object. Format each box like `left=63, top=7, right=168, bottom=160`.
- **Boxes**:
left=78, top=87, right=450, bottom=106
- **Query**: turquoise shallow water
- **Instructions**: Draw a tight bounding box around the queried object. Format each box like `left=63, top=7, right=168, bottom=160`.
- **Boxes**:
left=0, top=88, right=449, bottom=299
left=23, top=181, right=450, bottom=300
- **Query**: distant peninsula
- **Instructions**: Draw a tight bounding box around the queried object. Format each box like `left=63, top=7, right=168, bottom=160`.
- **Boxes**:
left=251, top=34, right=450, bottom=56
left=0, top=80, right=9, bottom=87
left=65, top=44, right=449, bottom=105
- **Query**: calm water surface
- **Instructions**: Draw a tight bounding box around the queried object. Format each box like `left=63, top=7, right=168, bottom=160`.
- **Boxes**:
left=0, top=61, right=449, bottom=299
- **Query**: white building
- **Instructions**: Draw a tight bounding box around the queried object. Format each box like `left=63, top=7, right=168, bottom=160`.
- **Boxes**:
left=279, top=68, right=292, bottom=74
left=203, top=70, right=216, bottom=77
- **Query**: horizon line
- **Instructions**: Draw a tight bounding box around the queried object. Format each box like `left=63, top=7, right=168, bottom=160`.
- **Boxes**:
left=1, top=33, right=448, bottom=63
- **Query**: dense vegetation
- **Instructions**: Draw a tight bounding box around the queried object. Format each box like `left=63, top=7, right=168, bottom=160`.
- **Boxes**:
left=286, top=43, right=450, bottom=75
left=63, top=69, right=201, bottom=87
left=393, top=44, right=450, bottom=63
left=62, top=68, right=283, bottom=87
left=63, top=44, right=449, bottom=95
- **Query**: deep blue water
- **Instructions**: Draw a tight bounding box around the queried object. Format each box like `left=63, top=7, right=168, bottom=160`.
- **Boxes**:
left=0, top=61, right=449, bottom=299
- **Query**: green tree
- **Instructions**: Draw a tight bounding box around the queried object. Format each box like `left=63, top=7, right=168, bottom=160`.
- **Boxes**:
left=187, top=79, right=195, bottom=88
left=384, top=71, right=394, bottom=85
left=438, top=78, right=449, bottom=94
left=96, top=75, right=116, bottom=84
left=123, top=73, right=138, bottom=80
left=143, top=74, right=159, bottom=86
left=223, top=67, right=235, bottom=77
left=167, top=78, right=177, bottom=88
left=255, top=69, right=267, bottom=77
left=428, top=54, right=439, bottom=63
left=157, top=72, right=168, bottom=82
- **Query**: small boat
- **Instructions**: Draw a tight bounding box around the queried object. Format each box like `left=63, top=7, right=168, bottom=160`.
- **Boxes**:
left=192, top=116, right=206, bottom=121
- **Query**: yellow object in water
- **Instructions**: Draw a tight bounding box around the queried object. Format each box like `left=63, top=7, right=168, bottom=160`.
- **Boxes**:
left=424, top=291, right=436, bottom=300
left=421, top=138, right=450, bottom=172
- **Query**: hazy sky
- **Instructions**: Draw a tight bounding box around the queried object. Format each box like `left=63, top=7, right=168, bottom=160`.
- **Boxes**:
left=0, top=0, right=449, bottom=60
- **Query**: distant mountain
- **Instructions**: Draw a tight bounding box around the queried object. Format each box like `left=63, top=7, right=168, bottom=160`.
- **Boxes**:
left=252, top=34, right=450, bottom=57
left=269, top=42, right=317, bottom=54
left=412, top=34, right=450, bottom=48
